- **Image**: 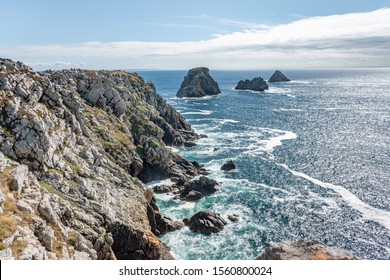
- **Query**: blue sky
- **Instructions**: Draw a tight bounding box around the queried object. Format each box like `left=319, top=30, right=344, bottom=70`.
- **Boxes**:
left=1, top=0, right=390, bottom=69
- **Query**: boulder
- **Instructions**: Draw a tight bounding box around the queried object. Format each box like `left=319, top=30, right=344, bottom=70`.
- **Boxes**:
left=257, top=240, right=358, bottom=260
left=228, top=213, right=240, bottom=222
left=268, top=70, right=290, bottom=82
left=185, top=190, right=203, bottom=201
left=180, top=176, right=219, bottom=200
left=221, top=159, right=236, bottom=171
left=235, top=77, right=268, bottom=91
left=183, top=211, right=227, bottom=234
left=176, top=67, right=221, bottom=98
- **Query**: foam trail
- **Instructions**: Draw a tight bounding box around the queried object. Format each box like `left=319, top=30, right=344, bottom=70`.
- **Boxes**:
left=278, top=163, right=390, bottom=231
left=264, top=129, right=297, bottom=152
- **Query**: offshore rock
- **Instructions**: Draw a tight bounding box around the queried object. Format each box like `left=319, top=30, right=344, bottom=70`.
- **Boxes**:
left=257, top=240, right=358, bottom=260
left=235, top=77, right=268, bottom=91
left=180, top=176, right=218, bottom=201
left=221, top=159, right=236, bottom=171
left=176, top=67, right=221, bottom=98
left=183, top=211, right=227, bottom=235
left=268, top=70, right=290, bottom=82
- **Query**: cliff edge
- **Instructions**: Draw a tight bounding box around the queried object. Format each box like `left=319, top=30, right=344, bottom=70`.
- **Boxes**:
left=0, top=58, right=203, bottom=260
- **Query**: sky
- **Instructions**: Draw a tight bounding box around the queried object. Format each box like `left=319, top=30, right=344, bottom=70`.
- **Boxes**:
left=1, top=0, right=390, bottom=70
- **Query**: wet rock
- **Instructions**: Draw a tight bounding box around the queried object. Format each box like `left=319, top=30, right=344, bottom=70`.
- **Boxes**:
left=177, top=67, right=221, bottom=98
left=268, top=70, right=290, bottom=82
left=184, top=141, right=197, bottom=147
left=185, top=190, right=203, bottom=201
left=221, top=159, right=236, bottom=171
left=235, top=77, right=268, bottom=91
left=257, top=240, right=358, bottom=260
left=153, top=185, right=175, bottom=193
left=180, top=176, right=219, bottom=200
left=228, top=213, right=240, bottom=222
left=183, top=211, right=227, bottom=234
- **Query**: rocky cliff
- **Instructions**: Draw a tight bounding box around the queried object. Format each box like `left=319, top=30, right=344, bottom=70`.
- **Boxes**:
left=0, top=58, right=203, bottom=260
left=235, top=77, right=269, bottom=91
left=176, top=67, right=220, bottom=98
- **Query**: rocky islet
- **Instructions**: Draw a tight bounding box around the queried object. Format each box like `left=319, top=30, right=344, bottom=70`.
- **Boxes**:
left=176, top=67, right=221, bottom=98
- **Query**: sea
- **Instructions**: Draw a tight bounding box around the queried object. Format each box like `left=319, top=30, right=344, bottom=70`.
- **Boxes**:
left=138, top=69, right=390, bottom=260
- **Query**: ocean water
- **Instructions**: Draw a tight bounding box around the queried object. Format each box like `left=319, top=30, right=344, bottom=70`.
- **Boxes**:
left=139, top=69, right=390, bottom=260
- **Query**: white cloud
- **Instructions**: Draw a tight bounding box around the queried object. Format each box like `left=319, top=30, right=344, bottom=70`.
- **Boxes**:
left=1, top=8, right=389, bottom=69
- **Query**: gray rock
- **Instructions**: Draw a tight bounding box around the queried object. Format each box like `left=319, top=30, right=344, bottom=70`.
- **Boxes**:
left=9, top=165, right=29, bottom=194
left=257, top=240, right=358, bottom=260
left=268, top=70, right=290, bottom=82
left=16, top=200, right=34, bottom=213
left=185, top=190, right=203, bottom=201
left=235, top=77, right=268, bottom=91
left=0, top=248, right=14, bottom=260
left=184, top=211, right=227, bottom=234
left=34, top=222, right=55, bottom=251
left=177, top=67, right=220, bottom=98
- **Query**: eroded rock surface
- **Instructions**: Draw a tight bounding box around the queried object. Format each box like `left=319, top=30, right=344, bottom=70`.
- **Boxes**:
left=0, top=58, right=202, bottom=260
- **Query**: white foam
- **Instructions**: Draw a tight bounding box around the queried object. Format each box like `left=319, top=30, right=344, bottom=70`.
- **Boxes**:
left=146, top=178, right=176, bottom=188
left=278, top=163, right=390, bottom=231
left=273, top=108, right=305, bottom=112
left=181, top=110, right=213, bottom=115
left=264, top=129, right=297, bottom=152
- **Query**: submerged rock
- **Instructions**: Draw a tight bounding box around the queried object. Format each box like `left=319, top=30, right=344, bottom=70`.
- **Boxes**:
left=176, top=67, right=221, bottom=98
left=268, top=70, right=290, bottom=82
left=221, top=159, right=236, bottom=171
left=257, top=240, right=358, bottom=260
left=235, top=77, right=268, bottom=91
left=183, top=211, right=227, bottom=234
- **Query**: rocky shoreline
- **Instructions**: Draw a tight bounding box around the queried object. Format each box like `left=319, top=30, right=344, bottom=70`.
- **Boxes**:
left=0, top=59, right=356, bottom=260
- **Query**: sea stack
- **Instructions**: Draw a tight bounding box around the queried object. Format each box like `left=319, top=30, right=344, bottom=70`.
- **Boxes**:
left=268, top=70, right=291, bottom=82
left=235, top=77, right=268, bottom=91
left=176, top=67, right=221, bottom=98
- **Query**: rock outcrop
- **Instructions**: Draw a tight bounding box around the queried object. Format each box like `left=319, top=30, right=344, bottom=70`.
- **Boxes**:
left=221, top=159, right=236, bottom=171
left=235, top=77, right=268, bottom=91
left=183, top=211, right=227, bottom=235
left=176, top=67, right=220, bottom=98
left=268, top=70, right=290, bottom=82
left=180, top=176, right=219, bottom=201
left=257, top=240, right=358, bottom=260
left=0, top=58, right=205, bottom=260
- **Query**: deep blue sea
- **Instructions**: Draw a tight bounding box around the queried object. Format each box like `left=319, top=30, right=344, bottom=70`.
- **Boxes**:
left=139, top=69, right=390, bottom=260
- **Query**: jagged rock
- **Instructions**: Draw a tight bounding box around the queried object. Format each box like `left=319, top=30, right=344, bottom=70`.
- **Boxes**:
left=93, top=233, right=117, bottom=260
left=183, top=211, right=227, bottom=234
left=180, top=176, right=219, bottom=201
left=268, top=70, right=290, bottom=82
left=153, top=185, right=175, bottom=193
left=185, top=191, right=203, bottom=201
left=184, top=141, right=197, bottom=147
left=16, top=200, right=34, bottom=213
left=235, top=77, right=268, bottom=91
left=0, top=58, right=206, bottom=260
left=34, top=221, right=55, bottom=251
left=176, top=67, right=221, bottom=98
left=8, top=165, right=29, bottom=194
left=257, top=240, right=358, bottom=260
left=228, top=213, right=240, bottom=222
left=0, top=189, right=4, bottom=213
left=221, top=159, right=236, bottom=171
left=145, top=189, right=184, bottom=236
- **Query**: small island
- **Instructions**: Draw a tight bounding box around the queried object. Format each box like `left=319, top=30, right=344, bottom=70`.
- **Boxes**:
left=176, top=67, right=221, bottom=98
left=268, top=70, right=291, bottom=82
left=235, top=77, right=269, bottom=91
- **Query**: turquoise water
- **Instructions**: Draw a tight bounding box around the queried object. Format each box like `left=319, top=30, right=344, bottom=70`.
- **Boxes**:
left=139, top=69, right=390, bottom=260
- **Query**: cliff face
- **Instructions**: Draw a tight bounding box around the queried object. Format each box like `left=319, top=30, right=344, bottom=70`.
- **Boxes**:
left=0, top=58, right=202, bottom=260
